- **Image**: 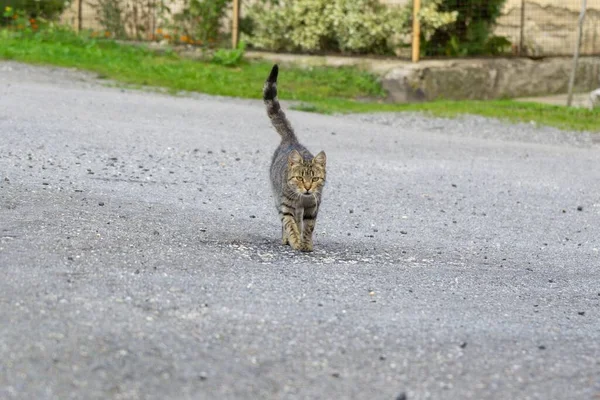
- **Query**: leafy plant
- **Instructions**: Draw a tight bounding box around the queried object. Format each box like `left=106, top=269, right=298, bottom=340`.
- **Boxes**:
left=244, top=0, right=457, bottom=55
left=91, top=0, right=157, bottom=40
left=329, top=0, right=399, bottom=54
left=0, top=0, right=69, bottom=21
left=483, top=35, right=511, bottom=55
left=91, top=0, right=126, bottom=38
left=425, top=0, right=510, bottom=56
left=172, top=0, right=230, bottom=46
left=414, top=0, right=459, bottom=40
left=242, top=2, right=292, bottom=51
left=2, top=6, right=40, bottom=32
left=211, top=41, right=245, bottom=67
left=245, top=0, right=391, bottom=54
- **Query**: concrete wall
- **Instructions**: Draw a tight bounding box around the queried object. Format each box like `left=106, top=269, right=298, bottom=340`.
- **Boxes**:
left=496, top=0, right=600, bottom=56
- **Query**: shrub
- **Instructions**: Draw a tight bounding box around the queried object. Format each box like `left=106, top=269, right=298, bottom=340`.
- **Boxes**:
left=0, top=0, right=69, bottom=21
left=172, top=0, right=231, bottom=46
left=244, top=0, right=398, bottom=54
left=425, top=0, right=510, bottom=56
left=2, top=6, right=40, bottom=32
left=242, top=2, right=292, bottom=51
left=211, top=41, right=246, bottom=67
left=91, top=0, right=126, bottom=38
left=244, top=0, right=457, bottom=55
left=415, top=0, right=460, bottom=40
left=329, top=0, right=400, bottom=54
left=91, top=0, right=161, bottom=40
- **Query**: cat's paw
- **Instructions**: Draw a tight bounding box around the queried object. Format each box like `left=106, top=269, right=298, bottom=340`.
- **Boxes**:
left=299, top=242, right=313, bottom=252
left=288, top=239, right=302, bottom=250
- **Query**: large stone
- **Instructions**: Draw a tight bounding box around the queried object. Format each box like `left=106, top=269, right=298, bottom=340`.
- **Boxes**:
left=382, top=57, right=600, bottom=102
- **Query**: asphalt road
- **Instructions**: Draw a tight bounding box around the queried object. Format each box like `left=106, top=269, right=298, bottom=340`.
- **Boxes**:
left=1, top=61, right=599, bottom=400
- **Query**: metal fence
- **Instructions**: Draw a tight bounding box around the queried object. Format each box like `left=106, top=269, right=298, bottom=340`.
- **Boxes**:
left=37, top=0, right=600, bottom=59
left=492, top=0, right=599, bottom=58
left=388, top=0, right=600, bottom=59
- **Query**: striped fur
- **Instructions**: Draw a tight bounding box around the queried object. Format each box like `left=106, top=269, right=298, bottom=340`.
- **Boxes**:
left=264, top=64, right=327, bottom=252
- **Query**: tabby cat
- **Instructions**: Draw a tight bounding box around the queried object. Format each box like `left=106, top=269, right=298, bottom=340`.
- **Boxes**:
left=263, top=64, right=327, bottom=252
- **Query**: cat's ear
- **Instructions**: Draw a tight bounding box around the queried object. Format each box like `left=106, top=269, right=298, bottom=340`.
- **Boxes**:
left=288, top=150, right=303, bottom=166
left=313, top=151, right=326, bottom=167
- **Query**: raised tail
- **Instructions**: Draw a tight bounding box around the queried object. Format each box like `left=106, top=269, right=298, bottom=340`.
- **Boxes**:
left=263, top=64, right=297, bottom=143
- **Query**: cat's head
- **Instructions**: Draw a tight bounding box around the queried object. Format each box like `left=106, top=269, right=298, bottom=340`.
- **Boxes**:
left=287, top=150, right=326, bottom=196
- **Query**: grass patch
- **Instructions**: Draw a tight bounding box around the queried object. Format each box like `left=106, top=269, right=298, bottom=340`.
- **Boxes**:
left=0, top=27, right=382, bottom=100
left=291, top=103, right=322, bottom=113
left=1, top=26, right=598, bottom=132
left=293, top=99, right=600, bottom=132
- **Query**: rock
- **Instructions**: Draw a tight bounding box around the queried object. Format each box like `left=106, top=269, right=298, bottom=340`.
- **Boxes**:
left=382, top=57, right=600, bottom=102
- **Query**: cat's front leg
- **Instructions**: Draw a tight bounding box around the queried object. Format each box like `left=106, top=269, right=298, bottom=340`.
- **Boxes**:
left=300, top=206, right=318, bottom=252
left=281, top=212, right=301, bottom=250
left=281, top=225, right=289, bottom=245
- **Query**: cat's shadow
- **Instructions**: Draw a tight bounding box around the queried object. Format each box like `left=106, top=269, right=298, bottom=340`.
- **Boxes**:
left=219, top=232, right=387, bottom=265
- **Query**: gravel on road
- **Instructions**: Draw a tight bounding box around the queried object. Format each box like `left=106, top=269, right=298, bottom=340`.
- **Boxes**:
left=1, top=61, right=599, bottom=400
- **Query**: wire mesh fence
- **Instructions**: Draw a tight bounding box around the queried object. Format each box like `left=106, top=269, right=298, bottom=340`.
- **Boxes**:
left=494, top=0, right=600, bottom=57
left=61, top=0, right=215, bottom=45
left=2, top=0, right=599, bottom=59
left=382, top=0, right=600, bottom=58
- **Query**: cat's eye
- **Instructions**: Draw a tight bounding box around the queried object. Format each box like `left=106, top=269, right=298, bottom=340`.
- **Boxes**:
left=312, top=177, right=319, bottom=182
left=296, top=176, right=303, bottom=181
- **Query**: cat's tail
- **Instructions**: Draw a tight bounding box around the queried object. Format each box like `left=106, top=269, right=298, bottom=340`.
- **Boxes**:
left=263, top=64, right=297, bottom=143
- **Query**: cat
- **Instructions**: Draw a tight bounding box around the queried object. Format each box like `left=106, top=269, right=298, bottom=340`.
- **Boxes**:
left=263, top=64, right=327, bottom=252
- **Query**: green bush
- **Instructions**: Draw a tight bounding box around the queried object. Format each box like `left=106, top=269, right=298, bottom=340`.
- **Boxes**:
left=330, top=0, right=400, bottom=54
left=245, top=0, right=400, bottom=54
left=211, top=41, right=245, bottom=67
left=243, top=0, right=397, bottom=54
left=91, top=0, right=126, bottom=38
left=425, top=0, right=510, bottom=56
left=244, top=0, right=458, bottom=55
left=414, top=0, right=459, bottom=40
left=172, top=0, right=231, bottom=45
left=244, top=0, right=508, bottom=56
left=0, top=0, right=69, bottom=21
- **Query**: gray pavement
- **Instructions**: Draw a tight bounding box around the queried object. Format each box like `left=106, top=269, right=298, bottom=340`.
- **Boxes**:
left=1, top=61, right=599, bottom=400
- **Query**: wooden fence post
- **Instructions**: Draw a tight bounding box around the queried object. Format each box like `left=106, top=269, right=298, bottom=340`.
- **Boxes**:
left=77, top=0, right=83, bottom=32
left=412, top=0, right=421, bottom=63
left=232, top=0, right=240, bottom=49
left=567, top=0, right=586, bottom=106
left=519, top=0, right=525, bottom=55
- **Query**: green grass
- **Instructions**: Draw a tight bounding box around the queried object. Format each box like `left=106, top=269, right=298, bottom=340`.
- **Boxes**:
left=1, top=26, right=598, bottom=132
left=292, top=98, right=600, bottom=132
left=0, top=27, right=383, bottom=100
